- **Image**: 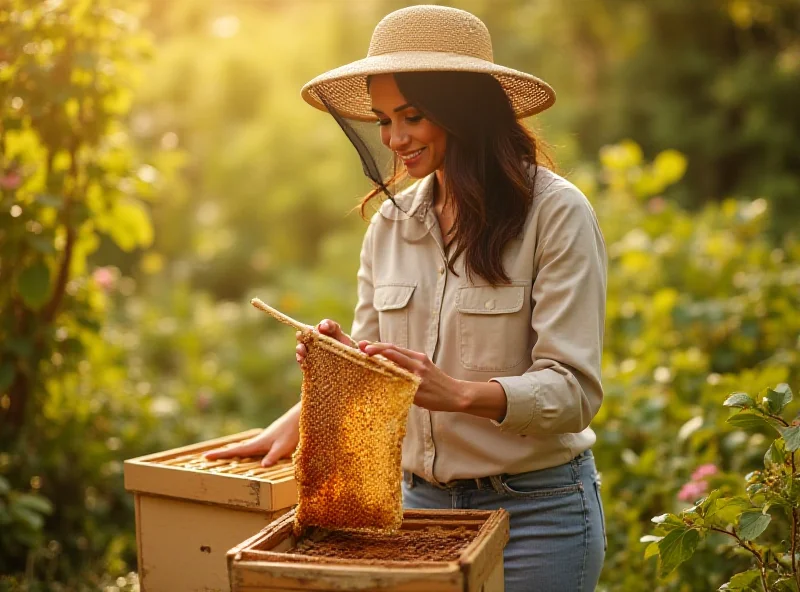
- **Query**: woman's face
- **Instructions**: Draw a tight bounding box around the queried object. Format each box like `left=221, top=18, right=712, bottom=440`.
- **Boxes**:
left=369, top=74, right=447, bottom=179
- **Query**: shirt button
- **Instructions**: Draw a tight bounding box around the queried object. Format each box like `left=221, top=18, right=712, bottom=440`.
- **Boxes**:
left=484, top=299, right=495, bottom=310
left=438, top=266, right=445, bottom=275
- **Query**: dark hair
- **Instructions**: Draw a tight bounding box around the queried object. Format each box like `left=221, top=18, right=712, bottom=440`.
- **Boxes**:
left=360, top=71, right=552, bottom=285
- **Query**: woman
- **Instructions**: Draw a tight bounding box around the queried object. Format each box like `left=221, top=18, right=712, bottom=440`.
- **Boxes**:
left=207, top=6, right=607, bottom=591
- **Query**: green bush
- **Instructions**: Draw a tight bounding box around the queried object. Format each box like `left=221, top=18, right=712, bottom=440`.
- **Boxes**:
left=0, top=1, right=166, bottom=588
left=649, top=384, right=800, bottom=591
left=582, top=141, right=800, bottom=590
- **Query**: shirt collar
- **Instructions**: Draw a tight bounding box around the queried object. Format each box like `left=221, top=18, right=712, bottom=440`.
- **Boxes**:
left=378, top=173, right=435, bottom=222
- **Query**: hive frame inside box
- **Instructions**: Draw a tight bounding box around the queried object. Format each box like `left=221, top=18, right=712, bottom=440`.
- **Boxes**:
left=227, top=508, right=510, bottom=592
left=124, top=429, right=298, bottom=592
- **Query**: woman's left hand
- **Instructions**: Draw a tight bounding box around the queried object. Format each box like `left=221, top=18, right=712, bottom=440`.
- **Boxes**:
left=359, top=342, right=465, bottom=412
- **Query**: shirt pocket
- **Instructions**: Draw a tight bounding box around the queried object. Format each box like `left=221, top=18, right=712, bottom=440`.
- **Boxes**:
left=456, top=283, right=529, bottom=372
left=373, top=283, right=416, bottom=349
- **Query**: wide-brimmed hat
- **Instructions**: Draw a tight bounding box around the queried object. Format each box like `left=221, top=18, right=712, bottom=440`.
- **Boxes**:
left=301, top=5, right=556, bottom=122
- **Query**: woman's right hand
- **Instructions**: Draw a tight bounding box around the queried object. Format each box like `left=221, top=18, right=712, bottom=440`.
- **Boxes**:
left=295, top=319, right=355, bottom=364
left=203, top=402, right=301, bottom=467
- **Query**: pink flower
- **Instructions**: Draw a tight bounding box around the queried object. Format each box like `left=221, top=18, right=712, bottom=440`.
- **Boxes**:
left=92, top=267, right=116, bottom=292
left=677, top=480, right=709, bottom=502
left=691, top=464, right=718, bottom=481
left=0, top=171, right=22, bottom=190
left=648, top=196, right=666, bottom=213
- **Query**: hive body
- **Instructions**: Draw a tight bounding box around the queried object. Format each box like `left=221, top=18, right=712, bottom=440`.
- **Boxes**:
left=294, top=331, right=419, bottom=532
left=228, top=509, right=509, bottom=592
left=124, top=430, right=297, bottom=592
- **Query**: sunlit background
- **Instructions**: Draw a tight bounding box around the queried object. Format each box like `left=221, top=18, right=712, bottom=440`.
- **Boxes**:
left=2, top=0, right=800, bottom=590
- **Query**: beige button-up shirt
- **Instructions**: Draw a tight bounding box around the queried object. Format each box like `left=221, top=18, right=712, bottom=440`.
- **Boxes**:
left=350, top=166, right=607, bottom=483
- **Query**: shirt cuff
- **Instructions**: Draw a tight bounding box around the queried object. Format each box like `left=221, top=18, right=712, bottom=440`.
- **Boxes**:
left=489, top=375, right=540, bottom=434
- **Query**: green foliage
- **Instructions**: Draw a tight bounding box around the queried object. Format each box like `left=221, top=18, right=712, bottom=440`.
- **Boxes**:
left=649, top=384, right=800, bottom=592
left=579, top=141, right=800, bottom=590
left=510, top=0, right=800, bottom=232
left=0, top=476, right=53, bottom=553
left=0, top=0, right=170, bottom=587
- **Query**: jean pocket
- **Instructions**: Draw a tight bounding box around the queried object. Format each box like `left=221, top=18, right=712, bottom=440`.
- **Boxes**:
left=499, top=474, right=583, bottom=499
left=593, top=479, right=608, bottom=552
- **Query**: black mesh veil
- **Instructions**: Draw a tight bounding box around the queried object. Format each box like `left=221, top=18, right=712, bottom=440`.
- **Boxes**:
left=317, top=92, right=412, bottom=214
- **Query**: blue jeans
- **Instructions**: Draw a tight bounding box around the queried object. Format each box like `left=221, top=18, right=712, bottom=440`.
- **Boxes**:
left=402, top=451, right=605, bottom=592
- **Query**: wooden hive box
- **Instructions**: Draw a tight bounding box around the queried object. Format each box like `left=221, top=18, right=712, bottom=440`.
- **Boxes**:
left=227, top=508, right=510, bottom=592
left=124, top=429, right=298, bottom=592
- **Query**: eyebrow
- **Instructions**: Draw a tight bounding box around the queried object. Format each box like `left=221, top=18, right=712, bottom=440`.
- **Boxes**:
left=370, top=103, right=413, bottom=115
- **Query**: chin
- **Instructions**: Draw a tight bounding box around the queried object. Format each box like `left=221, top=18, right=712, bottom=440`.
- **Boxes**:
left=405, top=163, right=437, bottom=179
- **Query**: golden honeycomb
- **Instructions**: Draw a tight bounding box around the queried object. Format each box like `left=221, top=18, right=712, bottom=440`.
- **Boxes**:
left=250, top=299, right=420, bottom=534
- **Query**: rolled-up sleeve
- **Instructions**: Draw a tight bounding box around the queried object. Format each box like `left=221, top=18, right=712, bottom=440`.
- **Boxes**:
left=491, top=185, right=607, bottom=436
left=350, top=214, right=381, bottom=343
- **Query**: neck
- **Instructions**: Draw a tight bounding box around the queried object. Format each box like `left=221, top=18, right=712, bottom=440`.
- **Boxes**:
left=434, top=169, right=446, bottom=208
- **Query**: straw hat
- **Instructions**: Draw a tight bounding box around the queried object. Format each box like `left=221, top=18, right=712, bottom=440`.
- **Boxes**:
left=301, top=5, right=556, bottom=122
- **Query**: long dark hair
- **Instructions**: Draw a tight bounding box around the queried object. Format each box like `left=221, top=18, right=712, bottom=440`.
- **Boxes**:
left=360, top=71, right=552, bottom=285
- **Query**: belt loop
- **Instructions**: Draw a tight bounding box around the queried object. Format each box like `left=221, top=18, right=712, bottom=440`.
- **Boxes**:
left=403, top=471, right=415, bottom=489
left=489, top=474, right=505, bottom=495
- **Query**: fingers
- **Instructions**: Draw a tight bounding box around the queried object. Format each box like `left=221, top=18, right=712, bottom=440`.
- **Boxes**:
left=317, top=319, right=356, bottom=347
left=364, top=342, right=427, bottom=362
left=295, top=340, right=307, bottom=364
left=261, top=446, right=284, bottom=467
left=261, top=435, right=297, bottom=467
left=317, top=319, right=341, bottom=336
left=204, top=438, right=266, bottom=460
left=365, top=345, right=419, bottom=372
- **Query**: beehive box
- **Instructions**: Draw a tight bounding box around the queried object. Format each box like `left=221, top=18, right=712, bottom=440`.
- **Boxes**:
left=124, top=429, right=298, bottom=592
left=227, top=508, right=509, bottom=592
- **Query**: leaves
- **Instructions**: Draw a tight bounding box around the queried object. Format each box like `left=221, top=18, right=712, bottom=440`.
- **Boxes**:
left=737, top=511, right=771, bottom=541
left=705, top=497, right=751, bottom=529
left=763, top=385, right=793, bottom=414
left=15, top=262, right=51, bottom=310
left=657, top=527, right=701, bottom=576
left=783, top=427, right=800, bottom=452
left=724, top=392, right=755, bottom=409
left=727, top=412, right=781, bottom=434
left=720, top=569, right=761, bottom=591
left=98, top=198, right=154, bottom=252
left=764, top=439, right=787, bottom=466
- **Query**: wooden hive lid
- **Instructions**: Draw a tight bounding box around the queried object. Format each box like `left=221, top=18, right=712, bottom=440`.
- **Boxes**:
left=124, top=429, right=297, bottom=512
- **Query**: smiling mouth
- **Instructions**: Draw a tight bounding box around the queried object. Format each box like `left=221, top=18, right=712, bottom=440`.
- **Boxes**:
left=398, top=148, right=425, bottom=163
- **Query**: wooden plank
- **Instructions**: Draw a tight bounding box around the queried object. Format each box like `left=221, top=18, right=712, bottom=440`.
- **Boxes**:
left=459, top=510, right=510, bottom=591
left=481, top=558, right=504, bottom=592
left=399, top=519, right=484, bottom=531
left=124, top=430, right=298, bottom=510
left=125, top=460, right=280, bottom=510
left=244, top=551, right=453, bottom=569
left=134, top=494, right=146, bottom=592
left=270, top=477, right=298, bottom=510
left=232, top=561, right=462, bottom=592
left=125, top=461, right=297, bottom=512
left=127, top=429, right=264, bottom=464
left=138, top=495, right=286, bottom=592
left=229, top=512, right=295, bottom=558
left=402, top=509, right=496, bottom=522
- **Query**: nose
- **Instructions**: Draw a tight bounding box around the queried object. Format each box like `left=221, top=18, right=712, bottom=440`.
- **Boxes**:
left=388, top=124, right=409, bottom=151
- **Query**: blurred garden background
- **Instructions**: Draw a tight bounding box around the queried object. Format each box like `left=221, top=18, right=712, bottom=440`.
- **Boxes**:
left=2, top=0, right=800, bottom=590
